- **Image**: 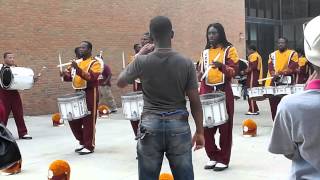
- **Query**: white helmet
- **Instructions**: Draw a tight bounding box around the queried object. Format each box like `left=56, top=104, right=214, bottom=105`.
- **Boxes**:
left=304, top=16, right=320, bottom=67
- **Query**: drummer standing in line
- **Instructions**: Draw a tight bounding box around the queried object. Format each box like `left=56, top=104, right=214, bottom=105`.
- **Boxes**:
left=295, top=48, right=310, bottom=84
left=242, top=45, right=263, bottom=115
left=264, top=38, right=298, bottom=121
left=60, top=41, right=102, bottom=155
left=129, top=32, right=154, bottom=138
left=198, top=23, right=239, bottom=171
left=0, top=52, right=33, bottom=139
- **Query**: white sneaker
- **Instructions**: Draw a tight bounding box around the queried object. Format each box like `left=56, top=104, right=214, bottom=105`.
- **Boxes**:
left=75, top=145, right=84, bottom=152
left=204, top=160, right=217, bottom=169
left=78, top=148, right=93, bottom=155
left=213, top=163, right=228, bottom=171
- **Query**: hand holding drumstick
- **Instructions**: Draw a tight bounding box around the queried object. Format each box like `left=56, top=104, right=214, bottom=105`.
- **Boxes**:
left=34, top=66, right=47, bottom=82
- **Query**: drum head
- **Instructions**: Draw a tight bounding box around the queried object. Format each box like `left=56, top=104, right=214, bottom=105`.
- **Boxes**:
left=0, top=67, right=12, bottom=89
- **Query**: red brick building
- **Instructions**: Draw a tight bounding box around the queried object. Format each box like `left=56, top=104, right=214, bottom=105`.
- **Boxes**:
left=0, top=0, right=245, bottom=115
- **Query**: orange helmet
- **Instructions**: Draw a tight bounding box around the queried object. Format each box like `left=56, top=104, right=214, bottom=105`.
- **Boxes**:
left=242, top=119, right=257, bottom=137
left=52, top=113, right=64, bottom=126
left=48, top=160, right=70, bottom=180
left=0, top=160, right=22, bottom=175
left=98, top=104, right=110, bottom=117
left=159, top=173, right=174, bottom=180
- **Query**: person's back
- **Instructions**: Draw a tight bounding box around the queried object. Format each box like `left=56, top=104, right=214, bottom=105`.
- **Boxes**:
left=269, top=90, right=320, bottom=179
left=117, top=16, right=204, bottom=180
left=135, top=50, right=196, bottom=113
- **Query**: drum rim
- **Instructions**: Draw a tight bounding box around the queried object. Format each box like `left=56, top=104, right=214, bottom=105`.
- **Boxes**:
left=57, top=92, right=86, bottom=101
left=0, top=67, right=13, bottom=89
left=200, top=92, right=225, bottom=104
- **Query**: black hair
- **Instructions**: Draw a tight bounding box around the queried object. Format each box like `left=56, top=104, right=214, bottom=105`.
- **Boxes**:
left=3, top=52, right=13, bottom=59
left=279, top=37, right=288, bottom=43
left=248, top=44, right=257, bottom=51
left=149, top=16, right=172, bottom=39
left=81, top=41, right=93, bottom=50
left=205, top=23, right=232, bottom=49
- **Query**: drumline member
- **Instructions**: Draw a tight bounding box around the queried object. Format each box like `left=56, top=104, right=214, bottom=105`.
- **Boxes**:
left=0, top=52, right=37, bottom=140
left=243, top=45, right=263, bottom=115
left=129, top=33, right=154, bottom=138
left=98, top=56, right=117, bottom=113
left=265, top=38, right=299, bottom=121
left=60, top=41, right=102, bottom=155
left=269, top=16, right=320, bottom=178
left=198, top=23, right=239, bottom=171
left=295, top=48, right=310, bottom=84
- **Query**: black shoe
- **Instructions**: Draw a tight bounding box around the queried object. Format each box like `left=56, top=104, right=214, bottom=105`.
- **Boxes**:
left=75, top=146, right=84, bottom=152
left=78, top=148, right=93, bottom=155
left=20, top=134, right=32, bottom=140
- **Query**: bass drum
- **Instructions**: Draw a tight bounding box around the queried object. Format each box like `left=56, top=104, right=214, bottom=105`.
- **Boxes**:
left=0, top=66, right=34, bottom=90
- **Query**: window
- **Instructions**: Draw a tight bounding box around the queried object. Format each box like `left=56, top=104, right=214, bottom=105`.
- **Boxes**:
left=309, top=0, right=320, bottom=17
left=294, top=0, right=308, bottom=18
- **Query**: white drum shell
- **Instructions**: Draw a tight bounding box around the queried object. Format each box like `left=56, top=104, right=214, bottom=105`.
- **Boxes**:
left=248, top=87, right=264, bottom=98
left=231, top=84, right=241, bottom=98
left=275, top=85, right=293, bottom=96
left=293, top=84, right=305, bottom=94
left=263, top=87, right=275, bottom=95
left=200, top=93, right=228, bottom=128
left=1, top=67, right=34, bottom=90
left=57, top=92, right=88, bottom=121
left=121, top=91, right=143, bottom=120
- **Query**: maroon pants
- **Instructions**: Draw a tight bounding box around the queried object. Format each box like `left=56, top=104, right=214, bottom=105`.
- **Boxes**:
left=68, top=87, right=99, bottom=151
left=269, top=96, right=282, bottom=121
left=200, top=81, right=234, bottom=165
left=247, top=99, right=259, bottom=113
left=0, top=89, right=28, bottom=137
left=130, top=82, right=142, bottom=137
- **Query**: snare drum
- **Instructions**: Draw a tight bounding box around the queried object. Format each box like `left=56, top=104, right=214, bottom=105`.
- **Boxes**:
left=57, top=92, right=88, bottom=121
left=0, top=66, right=34, bottom=90
left=248, top=87, right=265, bottom=101
left=274, top=85, right=292, bottom=96
left=263, top=86, right=275, bottom=98
left=200, top=93, right=228, bottom=128
left=231, top=84, right=242, bottom=99
left=121, top=91, right=143, bottom=120
left=292, top=84, right=305, bottom=94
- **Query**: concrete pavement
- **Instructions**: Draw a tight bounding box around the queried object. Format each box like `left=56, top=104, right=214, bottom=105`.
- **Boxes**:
left=2, top=99, right=291, bottom=180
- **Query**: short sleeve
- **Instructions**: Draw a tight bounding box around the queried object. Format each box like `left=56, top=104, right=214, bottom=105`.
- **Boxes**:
left=268, top=100, right=297, bottom=158
left=186, top=60, right=199, bottom=90
left=291, top=51, right=299, bottom=63
left=90, top=61, right=102, bottom=74
left=227, top=47, right=239, bottom=63
left=122, top=55, right=143, bottom=84
left=249, top=53, right=258, bottom=62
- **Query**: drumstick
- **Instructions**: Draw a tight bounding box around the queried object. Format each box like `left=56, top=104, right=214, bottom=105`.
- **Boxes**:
left=56, top=59, right=82, bottom=68
left=59, top=53, right=63, bottom=82
left=99, top=50, right=103, bottom=58
left=122, top=51, right=126, bottom=69
left=258, top=76, right=273, bottom=82
left=200, top=53, right=221, bottom=81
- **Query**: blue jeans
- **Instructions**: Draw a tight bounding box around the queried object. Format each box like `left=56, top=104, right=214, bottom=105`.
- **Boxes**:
left=137, top=117, right=194, bottom=180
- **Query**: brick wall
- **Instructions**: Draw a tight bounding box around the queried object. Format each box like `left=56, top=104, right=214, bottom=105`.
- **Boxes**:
left=0, top=0, right=245, bottom=115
